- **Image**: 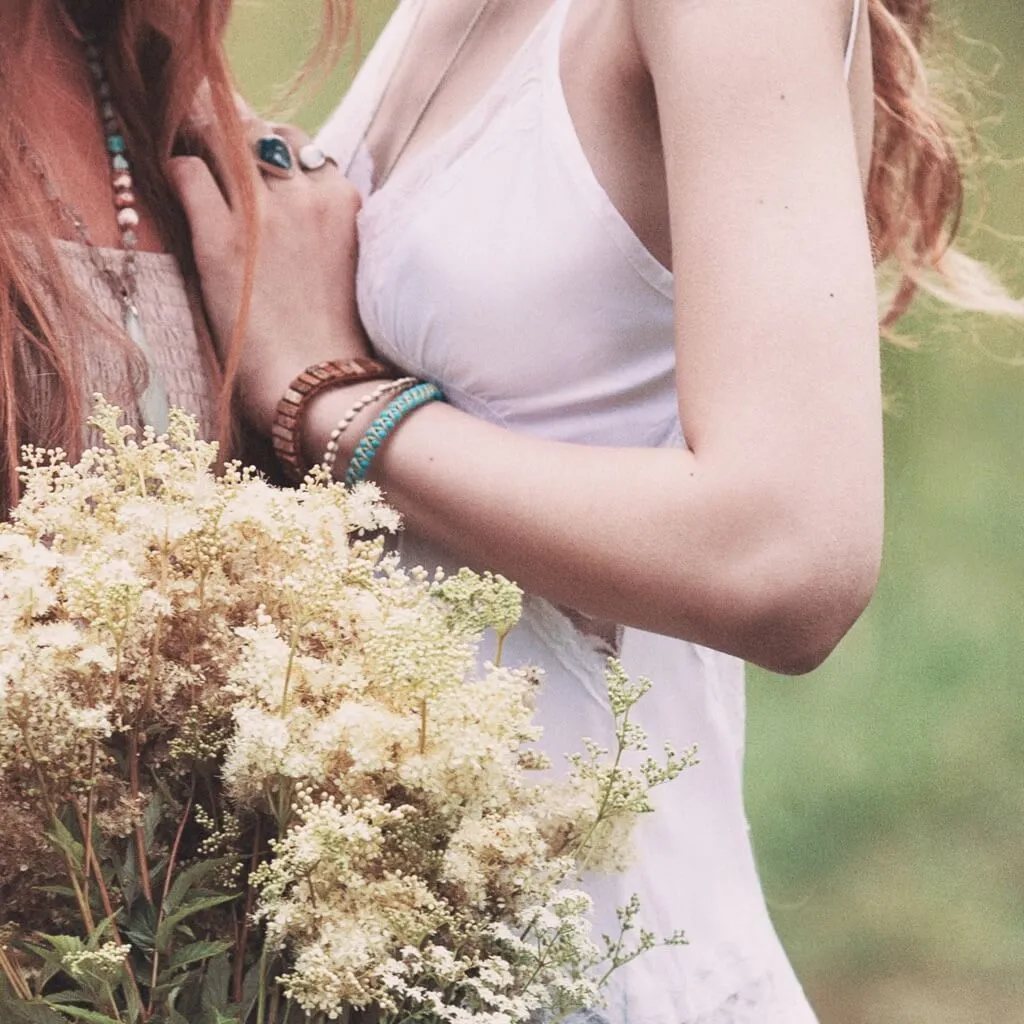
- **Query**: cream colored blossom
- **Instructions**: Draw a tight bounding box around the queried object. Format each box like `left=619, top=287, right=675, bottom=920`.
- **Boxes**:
left=0, top=401, right=689, bottom=1023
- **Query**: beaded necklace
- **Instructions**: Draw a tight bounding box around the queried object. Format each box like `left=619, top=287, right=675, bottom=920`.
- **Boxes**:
left=22, top=23, right=170, bottom=432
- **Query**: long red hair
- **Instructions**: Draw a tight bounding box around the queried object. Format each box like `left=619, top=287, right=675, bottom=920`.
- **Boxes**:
left=0, top=0, right=264, bottom=515
left=0, top=0, right=1002, bottom=515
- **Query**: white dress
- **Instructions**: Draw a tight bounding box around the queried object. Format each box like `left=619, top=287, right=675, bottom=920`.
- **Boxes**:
left=318, top=1, right=860, bottom=1020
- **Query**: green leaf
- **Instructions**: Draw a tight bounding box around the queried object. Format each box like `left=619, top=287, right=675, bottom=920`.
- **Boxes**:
left=165, top=940, right=234, bottom=975
left=15, top=942, right=65, bottom=990
left=148, top=854, right=171, bottom=892
left=47, top=1007, right=123, bottom=1024
left=155, top=894, right=239, bottom=954
left=141, top=791, right=164, bottom=849
left=198, top=951, right=232, bottom=1015
left=32, top=886, right=81, bottom=900
left=31, top=935, right=87, bottom=964
left=162, top=858, right=235, bottom=917
left=18, top=941, right=67, bottom=973
left=85, top=916, right=118, bottom=950
left=45, top=820, right=85, bottom=873
left=237, top=957, right=266, bottom=1023
left=121, top=901, right=158, bottom=953
left=120, top=971, right=144, bottom=1024
left=114, top=842, right=140, bottom=910
left=38, top=992, right=92, bottom=1005
left=0, top=977, right=67, bottom=1024
left=5, top=1004, right=68, bottom=1024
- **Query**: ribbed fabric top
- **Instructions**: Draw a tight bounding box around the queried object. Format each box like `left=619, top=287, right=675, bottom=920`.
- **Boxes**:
left=57, top=240, right=217, bottom=443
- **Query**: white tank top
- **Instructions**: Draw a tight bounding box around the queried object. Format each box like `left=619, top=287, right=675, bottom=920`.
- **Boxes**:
left=318, top=2, right=860, bottom=1020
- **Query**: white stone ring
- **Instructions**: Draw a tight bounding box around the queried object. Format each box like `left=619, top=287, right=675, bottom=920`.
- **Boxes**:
left=298, top=144, right=336, bottom=173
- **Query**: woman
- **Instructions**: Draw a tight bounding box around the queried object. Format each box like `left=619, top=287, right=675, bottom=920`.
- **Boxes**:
left=169, top=0, right=1020, bottom=1021
left=0, top=0, right=999, bottom=1021
left=0, top=0, right=272, bottom=517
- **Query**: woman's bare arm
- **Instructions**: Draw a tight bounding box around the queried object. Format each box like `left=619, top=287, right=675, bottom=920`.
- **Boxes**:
left=172, top=0, right=881, bottom=675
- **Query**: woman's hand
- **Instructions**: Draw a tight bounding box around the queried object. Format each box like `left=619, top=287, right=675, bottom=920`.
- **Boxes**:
left=169, top=123, right=371, bottom=434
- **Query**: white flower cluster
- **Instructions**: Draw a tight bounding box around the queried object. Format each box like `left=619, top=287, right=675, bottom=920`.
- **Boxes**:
left=60, top=943, right=133, bottom=986
left=0, top=400, right=690, bottom=1022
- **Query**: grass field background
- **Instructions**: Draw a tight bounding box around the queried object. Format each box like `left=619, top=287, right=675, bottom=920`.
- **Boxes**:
left=228, top=3, right=1024, bottom=1020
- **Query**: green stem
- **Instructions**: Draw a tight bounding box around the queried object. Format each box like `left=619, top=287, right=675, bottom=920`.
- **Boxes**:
left=103, top=982, right=123, bottom=1022
left=0, top=945, right=33, bottom=1001
left=516, top=920, right=571, bottom=997
left=147, top=774, right=196, bottom=1016
left=234, top=819, right=263, bottom=1005
left=70, top=805, right=146, bottom=1015
left=81, top=744, right=99, bottom=908
left=572, top=707, right=633, bottom=872
left=274, top=778, right=294, bottom=833
left=255, top=940, right=271, bottom=1024
left=21, top=728, right=96, bottom=933
left=280, top=622, right=300, bottom=716
left=111, top=636, right=124, bottom=705
left=129, top=731, right=154, bottom=904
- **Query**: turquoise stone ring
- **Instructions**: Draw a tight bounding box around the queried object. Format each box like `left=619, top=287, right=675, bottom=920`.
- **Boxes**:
left=255, top=135, right=296, bottom=179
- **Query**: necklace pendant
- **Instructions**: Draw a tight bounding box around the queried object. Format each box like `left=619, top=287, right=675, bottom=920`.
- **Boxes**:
left=122, top=301, right=170, bottom=435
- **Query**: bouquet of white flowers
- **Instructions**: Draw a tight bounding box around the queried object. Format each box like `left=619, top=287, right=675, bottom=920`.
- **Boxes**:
left=0, top=399, right=692, bottom=1024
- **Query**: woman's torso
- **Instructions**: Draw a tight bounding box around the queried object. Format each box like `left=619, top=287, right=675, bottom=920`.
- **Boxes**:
left=316, top=0, right=863, bottom=1019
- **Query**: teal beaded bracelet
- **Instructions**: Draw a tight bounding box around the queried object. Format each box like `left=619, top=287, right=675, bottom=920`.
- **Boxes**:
left=343, top=381, right=444, bottom=488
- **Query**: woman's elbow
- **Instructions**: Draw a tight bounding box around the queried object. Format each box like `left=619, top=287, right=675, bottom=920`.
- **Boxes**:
left=717, top=522, right=882, bottom=676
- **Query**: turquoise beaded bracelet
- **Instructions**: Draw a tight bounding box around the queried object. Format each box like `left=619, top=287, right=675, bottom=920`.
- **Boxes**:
left=343, top=381, right=444, bottom=488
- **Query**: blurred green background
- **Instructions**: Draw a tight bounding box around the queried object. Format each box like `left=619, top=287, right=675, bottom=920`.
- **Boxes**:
left=227, top=2, right=1024, bottom=1021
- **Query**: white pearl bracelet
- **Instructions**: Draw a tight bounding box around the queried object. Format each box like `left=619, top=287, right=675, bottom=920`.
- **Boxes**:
left=320, top=377, right=418, bottom=475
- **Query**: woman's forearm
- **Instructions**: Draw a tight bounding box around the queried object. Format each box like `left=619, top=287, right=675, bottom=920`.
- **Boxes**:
left=302, top=390, right=880, bottom=675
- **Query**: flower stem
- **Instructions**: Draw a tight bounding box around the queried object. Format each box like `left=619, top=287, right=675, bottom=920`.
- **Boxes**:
left=22, top=728, right=96, bottom=933
left=142, top=533, right=171, bottom=718
left=0, top=945, right=33, bottom=1001
left=572, top=706, right=633, bottom=872
left=70, top=804, right=146, bottom=1015
left=128, top=730, right=154, bottom=904
left=280, top=622, right=300, bottom=716
left=147, top=774, right=196, bottom=1016
left=81, top=743, right=99, bottom=906
left=255, top=939, right=271, bottom=1024
left=104, top=982, right=124, bottom=1021
left=234, top=818, right=263, bottom=1005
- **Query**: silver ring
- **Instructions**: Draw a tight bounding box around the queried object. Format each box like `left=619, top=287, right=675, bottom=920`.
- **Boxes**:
left=298, top=144, right=332, bottom=173
left=254, top=134, right=296, bottom=179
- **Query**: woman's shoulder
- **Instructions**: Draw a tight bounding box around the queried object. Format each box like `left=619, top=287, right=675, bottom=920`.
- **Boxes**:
left=316, top=0, right=425, bottom=169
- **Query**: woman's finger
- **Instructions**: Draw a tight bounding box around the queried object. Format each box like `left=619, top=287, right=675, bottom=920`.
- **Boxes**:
left=181, top=83, right=262, bottom=210
left=166, top=155, right=236, bottom=263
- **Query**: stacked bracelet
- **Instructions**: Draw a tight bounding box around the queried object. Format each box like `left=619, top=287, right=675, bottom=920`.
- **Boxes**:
left=272, top=357, right=393, bottom=483
left=320, top=377, right=418, bottom=475
left=344, top=381, right=444, bottom=488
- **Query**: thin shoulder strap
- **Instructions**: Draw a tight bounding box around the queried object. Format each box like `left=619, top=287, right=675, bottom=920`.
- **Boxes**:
left=317, top=0, right=426, bottom=174
left=843, top=0, right=862, bottom=79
